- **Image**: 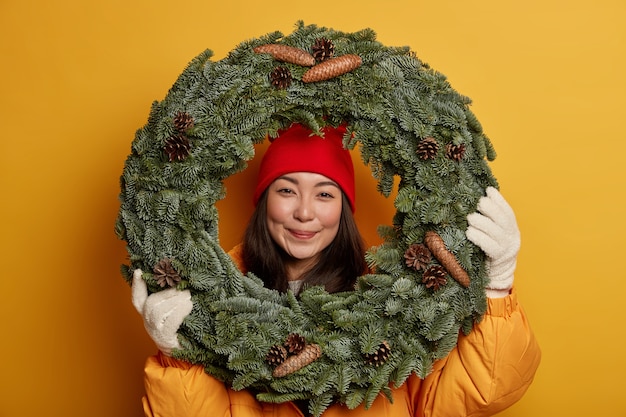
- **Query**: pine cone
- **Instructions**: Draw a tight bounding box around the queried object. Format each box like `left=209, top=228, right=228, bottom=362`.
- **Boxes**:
left=404, top=243, right=432, bottom=271
left=164, top=133, right=191, bottom=162
left=284, top=333, right=306, bottom=355
left=272, top=344, right=322, bottom=378
left=270, top=66, right=292, bottom=89
left=265, top=344, right=288, bottom=366
left=301, top=54, right=362, bottom=83
left=254, top=44, right=315, bottom=66
left=446, top=143, right=466, bottom=161
left=173, top=111, right=194, bottom=132
left=312, top=37, right=335, bottom=62
left=424, top=231, right=471, bottom=288
left=364, top=341, right=391, bottom=367
left=416, top=137, right=439, bottom=160
left=422, top=265, right=447, bottom=291
left=153, top=258, right=182, bottom=288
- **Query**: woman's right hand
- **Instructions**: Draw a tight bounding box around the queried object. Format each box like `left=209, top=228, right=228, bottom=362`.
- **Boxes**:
left=131, top=269, right=193, bottom=356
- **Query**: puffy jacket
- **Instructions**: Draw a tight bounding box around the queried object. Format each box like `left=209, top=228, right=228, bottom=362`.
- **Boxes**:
left=141, top=246, right=541, bottom=417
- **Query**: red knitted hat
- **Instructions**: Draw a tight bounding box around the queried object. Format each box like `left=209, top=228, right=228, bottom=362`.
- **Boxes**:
left=253, top=123, right=356, bottom=212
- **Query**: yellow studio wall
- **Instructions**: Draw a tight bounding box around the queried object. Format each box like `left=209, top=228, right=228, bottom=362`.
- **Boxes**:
left=0, top=0, right=624, bottom=416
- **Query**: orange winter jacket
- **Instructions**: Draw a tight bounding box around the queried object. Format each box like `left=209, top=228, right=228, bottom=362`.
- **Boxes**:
left=141, top=246, right=541, bottom=417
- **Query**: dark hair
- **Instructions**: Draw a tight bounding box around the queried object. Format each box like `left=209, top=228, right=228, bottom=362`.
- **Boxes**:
left=242, top=191, right=367, bottom=294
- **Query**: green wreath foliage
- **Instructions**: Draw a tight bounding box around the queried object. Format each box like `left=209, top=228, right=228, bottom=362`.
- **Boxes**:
left=115, top=21, right=498, bottom=416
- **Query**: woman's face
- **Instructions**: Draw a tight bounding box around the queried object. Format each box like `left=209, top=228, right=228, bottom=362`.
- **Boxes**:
left=266, top=172, right=343, bottom=275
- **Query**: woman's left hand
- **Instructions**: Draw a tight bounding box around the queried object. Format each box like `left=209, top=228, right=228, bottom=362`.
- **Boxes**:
left=466, top=187, right=521, bottom=298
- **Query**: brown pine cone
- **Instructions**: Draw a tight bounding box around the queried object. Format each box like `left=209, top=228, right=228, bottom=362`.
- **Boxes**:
left=153, top=258, right=182, bottom=288
left=173, top=111, right=194, bottom=132
left=422, top=265, right=448, bottom=291
left=416, top=137, right=439, bottom=160
left=404, top=243, right=432, bottom=271
left=446, top=143, right=466, bottom=161
left=284, top=333, right=306, bottom=355
left=270, top=66, right=292, bottom=89
left=301, top=54, right=362, bottom=83
left=311, top=37, right=335, bottom=62
left=265, top=344, right=288, bottom=366
left=254, top=44, right=315, bottom=66
left=424, top=231, right=471, bottom=288
left=164, top=134, right=191, bottom=162
left=272, top=344, right=322, bottom=378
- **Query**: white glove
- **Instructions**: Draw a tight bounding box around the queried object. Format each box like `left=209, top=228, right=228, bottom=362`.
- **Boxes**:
left=131, top=269, right=193, bottom=356
left=466, top=187, right=520, bottom=298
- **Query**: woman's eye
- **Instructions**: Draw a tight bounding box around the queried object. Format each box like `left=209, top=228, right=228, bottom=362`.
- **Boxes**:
left=319, top=192, right=335, bottom=199
left=278, top=188, right=294, bottom=194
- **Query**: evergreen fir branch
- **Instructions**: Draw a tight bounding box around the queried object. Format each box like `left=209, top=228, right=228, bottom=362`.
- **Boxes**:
left=311, top=367, right=338, bottom=396
left=256, top=391, right=311, bottom=404
left=241, top=273, right=284, bottom=304
left=390, top=354, right=418, bottom=388
left=309, top=391, right=336, bottom=417
left=394, top=185, right=419, bottom=213
left=335, top=363, right=355, bottom=395
left=391, top=277, right=416, bottom=299
left=421, top=309, right=456, bottom=341
left=331, top=308, right=378, bottom=331
left=358, top=322, right=387, bottom=354
left=362, top=358, right=398, bottom=408
left=232, top=367, right=269, bottom=390
left=364, top=246, right=402, bottom=275
left=384, top=298, right=406, bottom=316
left=344, top=388, right=366, bottom=410
left=323, top=333, right=355, bottom=361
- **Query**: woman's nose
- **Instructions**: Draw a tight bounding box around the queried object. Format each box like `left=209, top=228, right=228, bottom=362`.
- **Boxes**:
left=294, top=197, right=314, bottom=221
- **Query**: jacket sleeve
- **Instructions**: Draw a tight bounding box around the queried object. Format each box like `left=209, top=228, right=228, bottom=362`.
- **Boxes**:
left=142, top=352, right=234, bottom=417
left=408, top=288, right=541, bottom=417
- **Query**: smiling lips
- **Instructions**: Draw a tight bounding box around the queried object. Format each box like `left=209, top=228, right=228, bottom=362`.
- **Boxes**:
left=288, top=229, right=318, bottom=239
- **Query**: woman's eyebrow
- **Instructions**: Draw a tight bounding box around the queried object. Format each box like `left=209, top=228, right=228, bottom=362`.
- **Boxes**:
left=277, top=175, right=298, bottom=184
left=277, top=175, right=339, bottom=188
left=315, top=181, right=339, bottom=188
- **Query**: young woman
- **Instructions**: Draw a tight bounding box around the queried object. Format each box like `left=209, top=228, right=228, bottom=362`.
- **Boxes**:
left=131, top=123, right=541, bottom=417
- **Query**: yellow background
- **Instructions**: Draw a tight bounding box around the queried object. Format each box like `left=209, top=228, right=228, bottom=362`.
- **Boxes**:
left=1, top=0, right=624, bottom=415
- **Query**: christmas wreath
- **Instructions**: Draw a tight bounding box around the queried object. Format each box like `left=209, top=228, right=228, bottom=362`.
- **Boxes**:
left=115, top=22, right=498, bottom=416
